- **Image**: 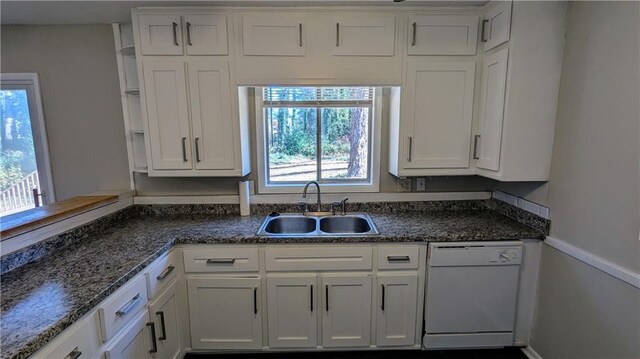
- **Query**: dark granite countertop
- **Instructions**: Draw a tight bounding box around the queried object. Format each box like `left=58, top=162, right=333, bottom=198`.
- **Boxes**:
left=1, top=207, right=545, bottom=358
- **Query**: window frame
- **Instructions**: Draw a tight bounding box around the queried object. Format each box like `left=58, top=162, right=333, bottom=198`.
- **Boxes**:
left=0, top=73, right=56, bottom=206
left=255, top=86, right=381, bottom=194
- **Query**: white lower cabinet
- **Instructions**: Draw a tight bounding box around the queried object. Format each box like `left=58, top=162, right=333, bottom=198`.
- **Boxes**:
left=187, top=277, right=262, bottom=350
left=266, top=275, right=318, bottom=348
left=104, top=310, right=154, bottom=359
left=148, top=280, right=182, bottom=359
left=322, top=274, right=372, bottom=348
left=376, top=274, right=419, bottom=346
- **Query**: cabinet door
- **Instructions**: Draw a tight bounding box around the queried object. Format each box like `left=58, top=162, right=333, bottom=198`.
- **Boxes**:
left=407, top=15, right=478, bottom=55
left=242, top=15, right=305, bottom=56
left=482, top=1, right=512, bottom=51
left=148, top=281, right=182, bottom=359
left=322, top=274, right=372, bottom=348
left=376, top=274, right=418, bottom=347
left=143, top=60, right=193, bottom=170
left=333, top=15, right=395, bottom=56
left=476, top=49, right=509, bottom=171
left=266, top=275, right=318, bottom=348
left=138, top=14, right=184, bottom=55
left=403, top=61, right=475, bottom=169
left=187, top=277, right=262, bottom=350
left=187, top=61, right=236, bottom=170
left=104, top=311, right=153, bottom=359
left=184, top=15, right=229, bottom=55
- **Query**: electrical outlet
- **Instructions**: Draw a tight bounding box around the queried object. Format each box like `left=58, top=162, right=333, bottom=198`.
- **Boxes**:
left=398, top=178, right=411, bottom=192
left=416, top=178, right=426, bottom=191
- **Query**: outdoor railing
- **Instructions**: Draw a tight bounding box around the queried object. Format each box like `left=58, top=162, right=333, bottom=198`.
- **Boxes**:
left=0, top=171, right=40, bottom=216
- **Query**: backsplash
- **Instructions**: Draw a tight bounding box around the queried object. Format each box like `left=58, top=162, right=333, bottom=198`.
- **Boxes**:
left=488, top=192, right=551, bottom=235
left=492, top=190, right=550, bottom=219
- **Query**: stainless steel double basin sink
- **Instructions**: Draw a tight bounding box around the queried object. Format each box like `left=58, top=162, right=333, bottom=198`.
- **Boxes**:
left=256, top=213, right=380, bottom=237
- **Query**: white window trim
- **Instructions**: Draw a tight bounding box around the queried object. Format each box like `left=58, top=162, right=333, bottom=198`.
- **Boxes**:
left=255, top=87, right=382, bottom=194
left=0, top=73, right=56, bottom=204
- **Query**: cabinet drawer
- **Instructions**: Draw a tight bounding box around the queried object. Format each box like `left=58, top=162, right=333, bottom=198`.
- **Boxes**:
left=183, top=247, right=259, bottom=273
left=32, top=313, right=101, bottom=359
left=98, top=275, right=148, bottom=342
left=377, top=246, right=420, bottom=270
left=146, top=250, right=179, bottom=299
left=265, top=247, right=372, bottom=271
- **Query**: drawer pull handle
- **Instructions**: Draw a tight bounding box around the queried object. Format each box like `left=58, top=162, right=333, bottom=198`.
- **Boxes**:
left=325, top=284, right=329, bottom=312
left=411, top=22, right=417, bottom=46
left=172, top=22, right=179, bottom=46
left=146, top=322, right=158, bottom=353
left=186, top=21, right=193, bottom=46
left=115, top=293, right=141, bottom=317
left=381, top=284, right=385, bottom=311
left=156, top=265, right=175, bottom=281
left=481, top=19, right=489, bottom=43
left=156, top=311, right=167, bottom=341
left=387, top=255, right=411, bottom=262
left=253, top=287, right=258, bottom=314
left=206, top=258, right=236, bottom=265
left=67, top=347, right=82, bottom=359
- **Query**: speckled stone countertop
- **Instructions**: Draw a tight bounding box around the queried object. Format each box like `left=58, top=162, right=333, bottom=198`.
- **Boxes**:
left=1, top=205, right=545, bottom=358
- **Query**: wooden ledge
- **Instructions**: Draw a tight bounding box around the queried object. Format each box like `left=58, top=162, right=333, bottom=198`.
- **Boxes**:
left=0, top=195, right=119, bottom=240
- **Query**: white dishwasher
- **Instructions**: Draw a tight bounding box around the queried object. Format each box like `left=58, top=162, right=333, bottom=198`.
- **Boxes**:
left=423, top=241, right=522, bottom=349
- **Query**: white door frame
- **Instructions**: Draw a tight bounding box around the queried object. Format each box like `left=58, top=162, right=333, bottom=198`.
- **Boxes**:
left=1, top=73, right=56, bottom=204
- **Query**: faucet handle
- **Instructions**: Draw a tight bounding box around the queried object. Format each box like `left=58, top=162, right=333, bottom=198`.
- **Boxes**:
left=297, top=199, right=309, bottom=214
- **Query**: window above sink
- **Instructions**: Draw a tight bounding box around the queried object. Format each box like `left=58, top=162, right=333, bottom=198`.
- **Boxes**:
left=255, top=86, right=382, bottom=194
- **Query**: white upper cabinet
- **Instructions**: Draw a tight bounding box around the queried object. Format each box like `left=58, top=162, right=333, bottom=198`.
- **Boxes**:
left=476, top=48, right=508, bottom=171
left=376, top=274, right=419, bottom=347
left=184, top=15, right=229, bottom=55
left=242, top=15, right=306, bottom=56
left=138, top=14, right=228, bottom=56
left=397, top=61, right=476, bottom=172
left=187, top=61, right=236, bottom=170
left=266, top=275, right=318, bottom=348
left=333, top=15, right=396, bottom=56
left=407, top=15, right=478, bottom=55
left=322, top=274, right=372, bottom=348
left=142, top=59, right=192, bottom=170
left=138, top=14, right=184, bottom=55
left=482, top=1, right=512, bottom=51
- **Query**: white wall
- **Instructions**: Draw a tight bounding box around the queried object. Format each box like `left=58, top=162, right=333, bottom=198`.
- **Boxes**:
left=1, top=25, right=130, bottom=200
left=530, top=2, right=640, bottom=358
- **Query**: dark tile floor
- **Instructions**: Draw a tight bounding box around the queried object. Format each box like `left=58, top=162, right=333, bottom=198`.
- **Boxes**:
left=185, top=347, right=527, bottom=359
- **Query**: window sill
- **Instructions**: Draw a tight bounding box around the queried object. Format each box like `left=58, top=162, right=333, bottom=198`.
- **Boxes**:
left=0, top=195, right=119, bottom=240
left=258, top=183, right=380, bottom=194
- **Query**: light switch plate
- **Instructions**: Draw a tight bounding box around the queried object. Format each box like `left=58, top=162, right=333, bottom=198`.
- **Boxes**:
left=398, top=178, right=411, bottom=192
left=416, top=178, right=426, bottom=191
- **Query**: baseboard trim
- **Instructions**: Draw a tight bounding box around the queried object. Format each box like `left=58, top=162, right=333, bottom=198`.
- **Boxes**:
left=545, top=236, right=640, bottom=289
left=522, top=346, right=543, bottom=359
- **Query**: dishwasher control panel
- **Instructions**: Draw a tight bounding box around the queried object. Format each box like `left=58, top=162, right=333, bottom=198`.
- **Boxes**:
left=428, top=242, right=523, bottom=267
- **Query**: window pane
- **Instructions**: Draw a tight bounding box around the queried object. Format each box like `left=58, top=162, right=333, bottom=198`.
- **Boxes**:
left=321, top=107, right=369, bottom=180
left=266, top=107, right=317, bottom=183
left=263, top=87, right=317, bottom=102
left=0, top=89, right=40, bottom=216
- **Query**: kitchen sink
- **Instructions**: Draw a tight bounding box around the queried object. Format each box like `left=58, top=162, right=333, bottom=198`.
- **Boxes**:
left=319, top=216, right=372, bottom=234
left=257, top=213, right=380, bottom=237
left=263, top=216, right=316, bottom=234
